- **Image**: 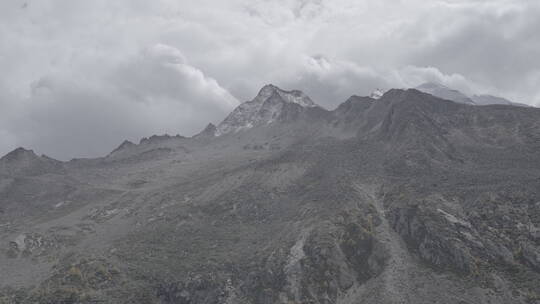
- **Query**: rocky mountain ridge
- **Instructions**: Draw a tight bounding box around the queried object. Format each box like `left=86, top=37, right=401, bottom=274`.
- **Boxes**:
left=1, top=85, right=540, bottom=303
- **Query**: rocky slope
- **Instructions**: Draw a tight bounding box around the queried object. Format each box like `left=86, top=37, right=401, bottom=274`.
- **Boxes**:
left=1, top=86, right=540, bottom=303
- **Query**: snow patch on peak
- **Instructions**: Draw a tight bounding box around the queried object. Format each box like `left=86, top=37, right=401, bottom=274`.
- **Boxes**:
left=216, top=84, right=317, bottom=136
left=369, top=88, right=384, bottom=100
left=257, top=84, right=317, bottom=108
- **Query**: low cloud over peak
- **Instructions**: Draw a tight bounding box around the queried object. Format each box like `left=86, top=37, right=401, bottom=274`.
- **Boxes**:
left=1, top=0, right=538, bottom=159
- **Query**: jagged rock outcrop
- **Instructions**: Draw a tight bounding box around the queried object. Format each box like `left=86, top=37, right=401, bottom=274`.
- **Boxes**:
left=109, top=140, right=136, bottom=155
left=194, top=123, right=218, bottom=138
left=216, top=84, right=318, bottom=136
left=139, top=134, right=184, bottom=144
left=0, top=147, right=63, bottom=177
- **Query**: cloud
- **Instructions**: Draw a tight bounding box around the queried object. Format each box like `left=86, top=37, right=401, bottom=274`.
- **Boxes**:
left=0, top=43, right=237, bottom=160
left=268, top=57, right=480, bottom=109
left=385, top=1, right=540, bottom=103
left=0, top=0, right=538, bottom=158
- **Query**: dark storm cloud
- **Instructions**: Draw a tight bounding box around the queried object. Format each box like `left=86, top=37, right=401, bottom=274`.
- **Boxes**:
left=0, top=0, right=538, bottom=159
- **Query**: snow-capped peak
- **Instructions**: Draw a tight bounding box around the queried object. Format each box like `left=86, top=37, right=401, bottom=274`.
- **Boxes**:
left=255, top=84, right=317, bottom=108
left=215, top=84, right=318, bottom=136
left=0, top=147, right=62, bottom=177
left=369, top=88, right=384, bottom=100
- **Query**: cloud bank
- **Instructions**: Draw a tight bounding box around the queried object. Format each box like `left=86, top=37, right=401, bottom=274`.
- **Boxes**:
left=1, top=0, right=538, bottom=159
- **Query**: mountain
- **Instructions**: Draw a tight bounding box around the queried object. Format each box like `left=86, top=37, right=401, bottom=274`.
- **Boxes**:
left=415, top=82, right=475, bottom=105
left=194, top=123, right=218, bottom=138
left=216, top=84, right=318, bottom=136
left=1, top=85, right=540, bottom=303
left=472, top=94, right=530, bottom=107
left=0, top=147, right=63, bottom=177
left=416, top=82, right=530, bottom=108
left=369, top=88, right=384, bottom=100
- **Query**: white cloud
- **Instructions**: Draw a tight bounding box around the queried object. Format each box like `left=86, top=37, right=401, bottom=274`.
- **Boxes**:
left=0, top=43, right=237, bottom=159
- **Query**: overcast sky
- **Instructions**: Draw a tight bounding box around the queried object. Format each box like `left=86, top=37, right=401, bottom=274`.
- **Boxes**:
left=1, top=0, right=539, bottom=159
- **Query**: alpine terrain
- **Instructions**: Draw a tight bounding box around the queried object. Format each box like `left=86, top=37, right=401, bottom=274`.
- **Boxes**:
left=1, top=84, right=540, bottom=304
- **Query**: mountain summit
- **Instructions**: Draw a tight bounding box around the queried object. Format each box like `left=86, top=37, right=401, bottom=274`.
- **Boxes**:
left=369, top=88, right=384, bottom=99
left=0, top=147, right=38, bottom=163
left=216, top=84, right=318, bottom=135
left=415, top=82, right=529, bottom=107
left=415, top=82, right=475, bottom=105
left=0, top=147, right=62, bottom=177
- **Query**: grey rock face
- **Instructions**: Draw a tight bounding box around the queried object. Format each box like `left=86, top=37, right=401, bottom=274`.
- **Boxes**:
left=216, top=84, right=318, bottom=136
left=109, top=140, right=136, bottom=155
left=0, top=148, right=63, bottom=177
left=194, top=123, right=218, bottom=138
left=1, top=87, right=540, bottom=303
